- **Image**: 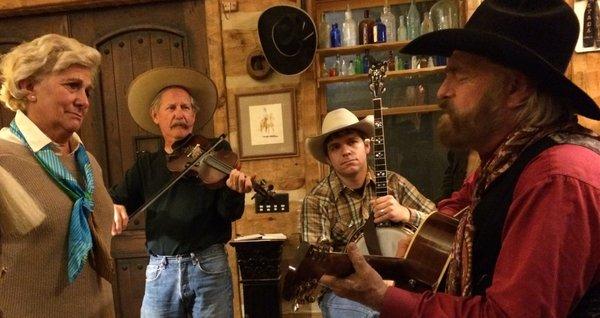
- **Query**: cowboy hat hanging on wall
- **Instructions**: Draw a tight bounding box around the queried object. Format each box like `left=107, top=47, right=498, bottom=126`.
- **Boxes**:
left=258, top=5, right=317, bottom=75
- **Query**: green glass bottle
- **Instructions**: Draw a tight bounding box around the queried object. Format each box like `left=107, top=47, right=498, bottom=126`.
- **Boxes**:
left=354, top=54, right=363, bottom=74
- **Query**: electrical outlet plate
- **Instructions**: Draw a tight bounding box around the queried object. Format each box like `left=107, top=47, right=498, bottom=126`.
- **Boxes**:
left=255, top=193, right=289, bottom=213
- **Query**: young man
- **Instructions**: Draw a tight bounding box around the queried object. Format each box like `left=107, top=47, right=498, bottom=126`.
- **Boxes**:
left=110, top=67, right=252, bottom=318
left=301, top=108, right=436, bottom=317
left=320, top=1, right=600, bottom=317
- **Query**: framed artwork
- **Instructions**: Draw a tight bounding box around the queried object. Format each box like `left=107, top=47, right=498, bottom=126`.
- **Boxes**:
left=236, top=88, right=298, bottom=160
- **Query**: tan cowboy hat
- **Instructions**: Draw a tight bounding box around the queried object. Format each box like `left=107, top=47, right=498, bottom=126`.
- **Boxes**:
left=306, top=108, right=374, bottom=164
left=127, top=66, right=217, bottom=135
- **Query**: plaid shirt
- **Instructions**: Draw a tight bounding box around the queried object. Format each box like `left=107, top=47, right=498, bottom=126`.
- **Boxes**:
left=301, top=168, right=436, bottom=252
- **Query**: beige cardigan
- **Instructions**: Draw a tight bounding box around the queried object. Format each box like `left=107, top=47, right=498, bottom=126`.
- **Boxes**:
left=0, top=140, right=115, bottom=317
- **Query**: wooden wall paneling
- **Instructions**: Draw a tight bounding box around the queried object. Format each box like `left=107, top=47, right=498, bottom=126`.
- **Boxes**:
left=205, top=0, right=228, bottom=136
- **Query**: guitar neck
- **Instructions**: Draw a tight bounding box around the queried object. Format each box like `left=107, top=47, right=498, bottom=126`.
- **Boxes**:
left=318, top=251, right=430, bottom=291
left=372, top=97, right=388, bottom=197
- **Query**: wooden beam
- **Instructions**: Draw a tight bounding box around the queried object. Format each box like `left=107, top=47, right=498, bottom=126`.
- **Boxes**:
left=0, top=0, right=169, bottom=18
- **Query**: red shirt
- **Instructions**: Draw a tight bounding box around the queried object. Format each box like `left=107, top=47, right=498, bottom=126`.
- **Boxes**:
left=380, top=144, right=600, bottom=317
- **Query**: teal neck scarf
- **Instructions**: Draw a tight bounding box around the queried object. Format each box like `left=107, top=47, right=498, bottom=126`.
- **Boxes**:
left=10, top=120, right=95, bottom=283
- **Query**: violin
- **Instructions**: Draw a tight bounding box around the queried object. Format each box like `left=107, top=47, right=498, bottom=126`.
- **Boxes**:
left=127, top=134, right=274, bottom=219
left=166, top=134, right=274, bottom=198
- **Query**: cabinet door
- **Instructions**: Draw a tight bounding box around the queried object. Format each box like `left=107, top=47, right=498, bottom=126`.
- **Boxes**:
left=69, top=0, right=212, bottom=188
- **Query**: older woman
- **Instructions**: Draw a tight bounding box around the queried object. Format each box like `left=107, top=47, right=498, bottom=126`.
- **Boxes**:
left=0, top=34, right=115, bottom=317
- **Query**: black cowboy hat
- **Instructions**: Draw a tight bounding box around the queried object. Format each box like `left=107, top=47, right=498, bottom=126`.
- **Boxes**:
left=401, top=0, right=600, bottom=120
left=258, top=5, right=317, bottom=76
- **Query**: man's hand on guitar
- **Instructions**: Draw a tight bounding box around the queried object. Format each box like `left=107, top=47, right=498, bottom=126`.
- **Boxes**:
left=371, top=195, right=410, bottom=223
left=319, top=242, right=388, bottom=311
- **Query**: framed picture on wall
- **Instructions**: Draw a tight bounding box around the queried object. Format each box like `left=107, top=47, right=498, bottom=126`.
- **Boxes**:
left=235, top=88, right=298, bottom=160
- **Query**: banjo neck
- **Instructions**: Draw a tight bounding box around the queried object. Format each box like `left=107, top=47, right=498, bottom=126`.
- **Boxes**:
left=368, top=61, right=389, bottom=199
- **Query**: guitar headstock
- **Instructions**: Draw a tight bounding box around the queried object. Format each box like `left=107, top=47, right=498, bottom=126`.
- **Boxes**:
left=368, top=61, right=388, bottom=98
left=282, top=242, right=331, bottom=305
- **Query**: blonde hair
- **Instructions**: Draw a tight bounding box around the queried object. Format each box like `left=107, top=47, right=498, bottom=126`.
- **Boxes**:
left=0, top=34, right=101, bottom=111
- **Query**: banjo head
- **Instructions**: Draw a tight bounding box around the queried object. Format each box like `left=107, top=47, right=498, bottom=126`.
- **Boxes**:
left=348, top=226, right=414, bottom=258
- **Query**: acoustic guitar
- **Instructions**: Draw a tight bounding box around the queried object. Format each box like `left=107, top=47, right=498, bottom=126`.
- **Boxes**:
left=282, top=211, right=458, bottom=307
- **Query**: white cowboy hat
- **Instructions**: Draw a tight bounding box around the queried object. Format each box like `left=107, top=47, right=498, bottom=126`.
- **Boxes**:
left=127, top=66, right=217, bottom=135
left=305, top=108, right=374, bottom=164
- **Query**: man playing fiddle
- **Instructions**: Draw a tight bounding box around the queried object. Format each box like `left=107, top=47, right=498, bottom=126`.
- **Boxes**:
left=110, top=67, right=252, bottom=318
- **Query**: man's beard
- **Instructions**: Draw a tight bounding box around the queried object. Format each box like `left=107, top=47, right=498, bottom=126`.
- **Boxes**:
left=437, top=88, right=508, bottom=150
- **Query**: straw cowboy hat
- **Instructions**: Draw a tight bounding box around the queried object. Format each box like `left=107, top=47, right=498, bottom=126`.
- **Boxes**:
left=127, top=66, right=218, bottom=135
left=401, top=0, right=600, bottom=119
left=257, top=5, right=317, bottom=75
left=306, top=108, right=374, bottom=164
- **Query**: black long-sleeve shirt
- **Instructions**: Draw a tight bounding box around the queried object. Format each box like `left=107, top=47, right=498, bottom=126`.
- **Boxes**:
left=110, top=148, right=245, bottom=256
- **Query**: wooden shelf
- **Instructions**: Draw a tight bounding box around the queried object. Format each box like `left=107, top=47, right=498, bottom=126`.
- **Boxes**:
left=352, top=104, right=440, bottom=117
left=317, top=41, right=411, bottom=57
left=315, top=0, right=436, bottom=12
left=317, top=66, right=445, bottom=85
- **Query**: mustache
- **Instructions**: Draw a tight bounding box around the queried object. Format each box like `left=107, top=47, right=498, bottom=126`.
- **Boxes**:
left=170, top=120, right=189, bottom=129
left=438, top=99, right=452, bottom=111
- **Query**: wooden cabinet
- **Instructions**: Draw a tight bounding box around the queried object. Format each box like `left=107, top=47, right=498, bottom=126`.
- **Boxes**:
left=308, top=0, right=465, bottom=200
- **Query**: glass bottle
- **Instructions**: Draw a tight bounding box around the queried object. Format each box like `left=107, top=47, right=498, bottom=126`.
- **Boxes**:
left=421, top=12, right=434, bottom=35
left=381, top=0, right=397, bottom=42
left=430, top=0, right=458, bottom=30
left=583, top=0, right=595, bottom=47
left=362, top=50, right=371, bottom=74
left=359, top=9, right=375, bottom=44
left=387, top=50, right=395, bottom=71
left=397, top=15, right=408, bottom=41
left=321, top=61, right=328, bottom=77
left=354, top=54, right=363, bottom=74
left=334, top=54, right=341, bottom=75
left=348, top=60, right=356, bottom=75
left=395, top=53, right=402, bottom=70
left=318, top=13, right=331, bottom=48
left=330, top=23, right=342, bottom=48
left=342, top=4, right=358, bottom=47
left=373, top=18, right=387, bottom=43
left=340, top=58, right=347, bottom=76
left=407, top=0, right=421, bottom=40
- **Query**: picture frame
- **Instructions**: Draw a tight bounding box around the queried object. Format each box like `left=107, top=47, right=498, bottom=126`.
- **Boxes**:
left=574, top=0, right=600, bottom=53
left=235, top=88, right=298, bottom=160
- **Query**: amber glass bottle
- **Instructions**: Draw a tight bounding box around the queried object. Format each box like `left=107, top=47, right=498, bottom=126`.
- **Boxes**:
left=359, top=9, right=375, bottom=45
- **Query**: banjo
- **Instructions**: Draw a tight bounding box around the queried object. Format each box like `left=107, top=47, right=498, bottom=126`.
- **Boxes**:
left=347, top=61, right=414, bottom=258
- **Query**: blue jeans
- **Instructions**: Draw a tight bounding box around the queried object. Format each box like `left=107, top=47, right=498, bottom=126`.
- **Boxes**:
left=141, top=244, right=233, bottom=318
left=319, top=290, right=379, bottom=318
